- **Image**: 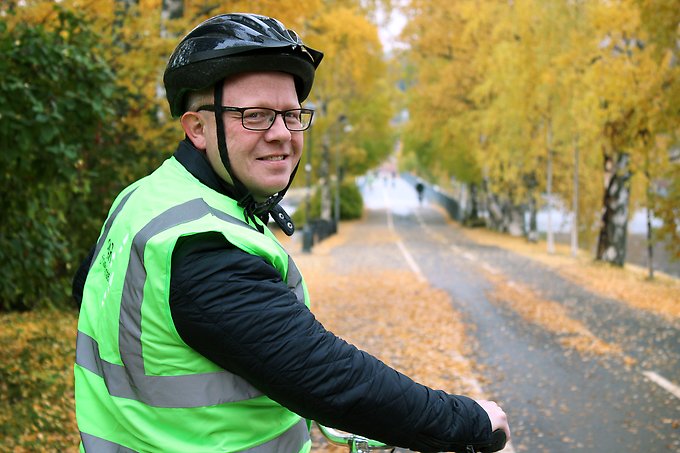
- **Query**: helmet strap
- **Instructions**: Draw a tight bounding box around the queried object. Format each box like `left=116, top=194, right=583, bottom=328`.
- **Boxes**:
left=213, top=81, right=249, bottom=203
left=212, top=81, right=299, bottom=235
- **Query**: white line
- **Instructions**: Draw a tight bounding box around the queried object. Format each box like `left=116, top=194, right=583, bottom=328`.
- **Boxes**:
left=396, top=240, right=426, bottom=282
left=642, top=371, right=680, bottom=400
left=482, top=263, right=500, bottom=274
left=462, top=252, right=477, bottom=261
left=391, top=193, right=516, bottom=453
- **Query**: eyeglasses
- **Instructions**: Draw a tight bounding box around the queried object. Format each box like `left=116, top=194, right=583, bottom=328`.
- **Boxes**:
left=197, top=106, right=314, bottom=131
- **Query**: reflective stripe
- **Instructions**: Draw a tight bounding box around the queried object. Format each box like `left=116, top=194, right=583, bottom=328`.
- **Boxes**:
left=76, top=330, right=262, bottom=408
left=244, top=419, right=310, bottom=452
left=89, top=188, right=137, bottom=271
left=286, top=255, right=304, bottom=303
left=81, top=432, right=136, bottom=452
left=119, top=198, right=253, bottom=376
left=78, top=197, right=305, bottom=408
left=80, top=418, right=309, bottom=453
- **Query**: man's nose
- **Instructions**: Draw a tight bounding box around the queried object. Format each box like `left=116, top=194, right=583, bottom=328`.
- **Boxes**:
left=267, top=113, right=292, bottom=138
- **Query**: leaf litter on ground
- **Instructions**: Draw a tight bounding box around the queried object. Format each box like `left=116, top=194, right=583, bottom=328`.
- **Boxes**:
left=284, top=216, right=680, bottom=450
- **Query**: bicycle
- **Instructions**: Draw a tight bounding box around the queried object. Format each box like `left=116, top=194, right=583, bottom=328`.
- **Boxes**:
left=315, top=422, right=508, bottom=453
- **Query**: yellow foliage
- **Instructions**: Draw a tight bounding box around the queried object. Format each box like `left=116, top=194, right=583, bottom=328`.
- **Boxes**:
left=400, top=0, right=679, bottom=254
left=0, top=310, right=79, bottom=450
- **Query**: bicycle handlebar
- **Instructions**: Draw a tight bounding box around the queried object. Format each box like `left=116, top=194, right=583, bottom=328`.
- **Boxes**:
left=315, top=423, right=393, bottom=452
left=477, top=429, right=507, bottom=453
left=316, top=423, right=508, bottom=453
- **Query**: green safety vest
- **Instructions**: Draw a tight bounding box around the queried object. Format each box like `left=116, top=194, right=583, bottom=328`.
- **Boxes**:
left=75, top=156, right=311, bottom=453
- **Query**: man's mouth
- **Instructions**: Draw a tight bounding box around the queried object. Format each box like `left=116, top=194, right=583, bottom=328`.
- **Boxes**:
left=260, top=156, right=285, bottom=161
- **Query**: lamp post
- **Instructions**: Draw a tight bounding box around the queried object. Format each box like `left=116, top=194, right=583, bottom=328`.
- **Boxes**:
left=333, top=115, right=351, bottom=232
left=302, top=101, right=315, bottom=253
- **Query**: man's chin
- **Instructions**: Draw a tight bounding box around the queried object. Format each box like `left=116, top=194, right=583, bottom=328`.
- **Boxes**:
left=251, top=187, right=287, bottom=203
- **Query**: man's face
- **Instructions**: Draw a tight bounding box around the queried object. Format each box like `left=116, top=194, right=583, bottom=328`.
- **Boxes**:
left=203, top=72, right=304, bottom=201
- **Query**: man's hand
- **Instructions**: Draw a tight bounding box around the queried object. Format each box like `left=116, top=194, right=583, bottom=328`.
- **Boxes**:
left=475, top=399, right=511, bottom=443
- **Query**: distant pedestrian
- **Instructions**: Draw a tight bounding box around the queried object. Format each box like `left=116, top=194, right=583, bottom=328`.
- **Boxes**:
left=416, top=181, right=425, bottom=204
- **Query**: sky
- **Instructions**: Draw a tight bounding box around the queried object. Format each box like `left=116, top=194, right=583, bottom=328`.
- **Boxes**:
left=375, top=6, right=408, bottom=53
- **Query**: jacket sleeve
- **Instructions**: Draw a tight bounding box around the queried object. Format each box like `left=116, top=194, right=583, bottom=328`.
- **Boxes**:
left=169, top=232, right=491, bottom=452
left=72, top=246, right=95, bottom=310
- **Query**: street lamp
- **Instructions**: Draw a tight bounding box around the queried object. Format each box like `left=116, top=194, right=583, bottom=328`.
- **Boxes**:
left=302, top=101, right=315, bottom=253
left=333, top=115, right=351, bottom=232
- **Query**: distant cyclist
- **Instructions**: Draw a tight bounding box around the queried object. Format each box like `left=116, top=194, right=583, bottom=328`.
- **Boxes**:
left=73, top=12, right=510, bottom=453
left=416, top=181, right=425, bottom=204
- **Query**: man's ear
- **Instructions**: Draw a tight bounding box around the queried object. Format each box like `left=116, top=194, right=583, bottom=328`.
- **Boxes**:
left=181, top=111, right=208, bottom=150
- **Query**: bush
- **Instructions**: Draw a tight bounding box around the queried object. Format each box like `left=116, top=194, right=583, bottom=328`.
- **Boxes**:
left=292, top=180, right=364, bottom=226
left=0, top=8, right=137, bottom=311
left=339, top=180, right=364, bottom=220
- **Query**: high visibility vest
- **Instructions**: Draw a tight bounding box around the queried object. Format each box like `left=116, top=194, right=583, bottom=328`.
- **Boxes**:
left=75, top=157, right=311, bottom=452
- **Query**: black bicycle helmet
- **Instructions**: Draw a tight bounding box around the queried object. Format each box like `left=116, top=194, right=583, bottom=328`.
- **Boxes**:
left=163, top=13, right=323, bottom=117
left=163, top=13, right=323, bottom=235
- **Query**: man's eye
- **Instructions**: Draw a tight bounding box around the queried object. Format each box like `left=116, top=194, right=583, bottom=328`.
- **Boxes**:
left=284, top=111, right=302, bottom=121
left=245, top=110, right=268, bottom=120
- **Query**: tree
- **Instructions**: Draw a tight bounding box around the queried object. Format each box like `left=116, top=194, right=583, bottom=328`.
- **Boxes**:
left=303, top=4, right=395, bottom=221
left=585, top=0, right=678, bottom=268
left=398, top=0, right=679, bottom=271
left=400, top=0, right=495, bottom=222
left=0, top=7, right=135, bottom=310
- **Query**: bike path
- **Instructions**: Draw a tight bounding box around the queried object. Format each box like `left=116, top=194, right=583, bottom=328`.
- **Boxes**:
left=352, top=178, right=680, bottom=452
left=400, top=207, right=679, bottom=452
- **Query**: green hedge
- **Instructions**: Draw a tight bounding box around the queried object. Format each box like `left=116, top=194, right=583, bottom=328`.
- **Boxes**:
left=0, top=8, right=142, bottom=311
left=292, top=180, right=364, bottom=226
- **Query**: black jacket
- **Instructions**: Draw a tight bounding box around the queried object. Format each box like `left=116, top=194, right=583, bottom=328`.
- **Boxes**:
left=73, top=140, right=492, bottom=452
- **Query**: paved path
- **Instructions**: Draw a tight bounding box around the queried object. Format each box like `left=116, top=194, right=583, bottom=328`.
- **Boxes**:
left=304, top=175, right=680, bottom=452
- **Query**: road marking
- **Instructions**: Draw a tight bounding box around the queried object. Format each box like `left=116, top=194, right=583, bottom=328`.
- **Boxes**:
left=384, top=184, right=515, bottom=453
left=482, top=263, right=500, bottom=274
left=381, top=187, right=424, bottom=281
left=462, top=252, right=477, bottom=261
left=642, top=371, right=680, bottom=400
left=396, top=240, right=426, bottom=282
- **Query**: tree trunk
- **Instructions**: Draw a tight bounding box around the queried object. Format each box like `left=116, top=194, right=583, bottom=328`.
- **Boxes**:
left=488, top=195, right=524, bottom=236
left=571, top=136, right=579, bottom=257
left=486, top=192, right=504, bottom=231
left=596, top=152, right=631, bottom=266
left=158, top=0, right=183, bottom=122
left=524, top=172, right=539, bottom=242
left=644, top=151, right=655, bottom=279
left=114, top=0, right=139, bottom=46
left=469, top=182, right=480, bottom=220
left=646, top=205, right=655, bottom=279
left=163, top=0, right=184, bottom=19
left=527, top=196, right=538, bottom=242
left=506, top=202, right=525, bottom=237
left=546, top=123, right=555, bottom=254
left=320, top=134, right=332, bottom=221
left=463, top=183, right=483, bottom=227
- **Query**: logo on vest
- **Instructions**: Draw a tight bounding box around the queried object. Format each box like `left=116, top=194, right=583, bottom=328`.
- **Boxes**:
left=100, top=239, right=115, bottom=282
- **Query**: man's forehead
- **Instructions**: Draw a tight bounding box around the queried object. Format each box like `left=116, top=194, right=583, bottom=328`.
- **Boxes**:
left=222, top=72, right=299, bottom=103
left=223, top=71, right=295, bottom=88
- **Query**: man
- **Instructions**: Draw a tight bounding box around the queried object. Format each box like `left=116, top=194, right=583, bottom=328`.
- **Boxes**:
left=73, top=13, right=510, bottom=452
